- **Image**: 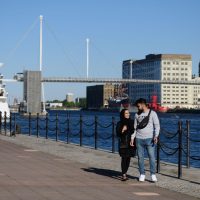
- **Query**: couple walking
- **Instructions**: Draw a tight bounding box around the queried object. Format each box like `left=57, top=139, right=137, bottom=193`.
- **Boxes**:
left=116, top=98, right=160, bottom=182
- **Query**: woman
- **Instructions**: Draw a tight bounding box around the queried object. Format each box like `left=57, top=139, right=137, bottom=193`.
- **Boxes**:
left=116, top=109, right=136, bottom=181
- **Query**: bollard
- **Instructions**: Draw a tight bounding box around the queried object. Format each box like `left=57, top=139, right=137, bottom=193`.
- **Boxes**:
left=0, top=112, right=2, bottom=134
left=36, top=113, right=39, bottom=138
left=46, top=113, right=48, bottom=139
left=186, top=120, right=190, bottom=168
left=29, top=113, right=31, bottom=136
left=178, top=121, right=183, bottom=179
left=4, top=112, right=7, bottom=135
left=79, top=115, right=83, bottom=146
left=112, top=117, right=115, bottom=153
left=94, top=116, right=98, bottom=150
left=156, top=136, right=160, bottom=173
left=55, top=114, right=58, bottom=141
left=9, top=113, right=12, bottom=136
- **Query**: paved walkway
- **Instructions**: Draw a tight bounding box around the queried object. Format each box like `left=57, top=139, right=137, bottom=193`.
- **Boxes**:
left=0, top=134, right=199, bottom=200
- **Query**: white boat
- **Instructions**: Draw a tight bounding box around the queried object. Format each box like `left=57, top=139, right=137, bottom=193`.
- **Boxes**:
left=0, top=74, right=10, bottom=119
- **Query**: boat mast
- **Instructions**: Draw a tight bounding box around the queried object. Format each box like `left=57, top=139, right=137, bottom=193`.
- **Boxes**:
left=40, top=15, right=46, bottom=113
left=86, top=38, right=90, bottom=78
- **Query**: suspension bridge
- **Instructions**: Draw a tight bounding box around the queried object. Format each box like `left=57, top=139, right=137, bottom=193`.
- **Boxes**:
left=2, top=76, right=200, bottom=85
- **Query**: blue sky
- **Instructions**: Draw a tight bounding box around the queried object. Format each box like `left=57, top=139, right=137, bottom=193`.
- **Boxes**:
left=0, top=0, right=200, bottom=102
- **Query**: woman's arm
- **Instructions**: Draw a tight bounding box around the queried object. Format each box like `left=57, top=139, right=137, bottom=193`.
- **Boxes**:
left=116, top=122, right=123, bottom=137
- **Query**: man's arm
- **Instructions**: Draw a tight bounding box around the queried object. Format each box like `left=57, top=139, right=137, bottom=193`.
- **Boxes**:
left=130, top=115, right=137, bottom=146
left=152, top=111, right=160, bottom=144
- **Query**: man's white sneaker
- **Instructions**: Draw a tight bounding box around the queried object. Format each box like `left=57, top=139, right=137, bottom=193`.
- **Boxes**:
left=151, top=174, right=158, bottom=182
left=139, top=174, right=145, bottom=182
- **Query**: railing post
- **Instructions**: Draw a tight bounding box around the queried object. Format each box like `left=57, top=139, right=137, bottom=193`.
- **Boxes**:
left=14, top=113, right=16, bottom=135
left=186, top=120, right=190, bottom=168
left=157, top=136, right=160, bottom=173
left=112, top=117, right=115, bottom=153
left=56, top=114, right=58, bottom=141
left=0, top=112, right=2, bottom=134
left=36, top=113, right=39, bottom=138
left=9, top=113, right=12, bottom=136
left=67, top=113, right=69, bottom=144
left=4, top=112, right=7, bottom=135
left=80, top=114, right=83, bottom=146
left=178, top=121, right=183, bottom=179
left=46, top=113, right=48, bottom=139
left=94, top=116, right=98, bottom=150
left=29, top=112, right=31, bottom=136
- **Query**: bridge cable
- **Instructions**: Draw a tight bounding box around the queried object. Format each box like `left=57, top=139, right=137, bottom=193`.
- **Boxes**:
left=44, top=20, right=81, bottom=77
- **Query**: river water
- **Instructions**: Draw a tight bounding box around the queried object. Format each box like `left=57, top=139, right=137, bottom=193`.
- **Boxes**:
left=15, top=110, right=200, bottom=168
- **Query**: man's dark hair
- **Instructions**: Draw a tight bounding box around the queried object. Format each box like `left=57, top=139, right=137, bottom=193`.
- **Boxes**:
left=135, top=98, right=147, bottom=106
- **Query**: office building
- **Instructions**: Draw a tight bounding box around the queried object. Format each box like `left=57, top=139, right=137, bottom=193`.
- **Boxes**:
left=66, top=93, right=74, bottom=102
left=86, top=84, right=115, bottom=109
left=123, top=54, right=194, bottom=108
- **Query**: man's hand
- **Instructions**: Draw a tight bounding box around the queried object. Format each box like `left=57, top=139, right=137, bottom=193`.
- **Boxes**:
left=130, top=139, right=134, bottom=146
left=154, top=137, right=158, bottom=144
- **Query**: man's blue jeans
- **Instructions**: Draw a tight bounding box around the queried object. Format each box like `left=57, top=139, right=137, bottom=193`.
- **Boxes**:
left=136, top=138, right=156, bottom=175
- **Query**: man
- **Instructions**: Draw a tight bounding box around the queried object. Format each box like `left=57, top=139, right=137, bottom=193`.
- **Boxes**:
left=130, top=98, right=160, bottom=182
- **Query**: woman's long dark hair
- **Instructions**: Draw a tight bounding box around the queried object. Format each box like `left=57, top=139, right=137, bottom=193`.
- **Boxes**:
left=120, top=109, right=131, bottom=126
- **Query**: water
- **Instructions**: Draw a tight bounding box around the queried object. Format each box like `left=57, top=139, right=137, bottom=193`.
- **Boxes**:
left=13, top=110, right=200, bottom=168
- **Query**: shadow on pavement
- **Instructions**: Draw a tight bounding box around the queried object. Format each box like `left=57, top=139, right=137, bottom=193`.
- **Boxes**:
left=82, top=167, right=138, bottom=181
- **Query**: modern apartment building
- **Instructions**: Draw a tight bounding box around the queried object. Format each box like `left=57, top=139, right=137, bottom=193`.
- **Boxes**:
left=122, top=54, right=195, bottom=108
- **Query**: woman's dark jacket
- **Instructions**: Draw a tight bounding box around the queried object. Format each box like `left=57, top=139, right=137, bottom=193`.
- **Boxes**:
left=116, top=119, right=136, bottom=157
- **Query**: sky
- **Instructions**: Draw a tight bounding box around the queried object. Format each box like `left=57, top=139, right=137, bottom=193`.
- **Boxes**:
left=0, top=0, right=200, bottom=103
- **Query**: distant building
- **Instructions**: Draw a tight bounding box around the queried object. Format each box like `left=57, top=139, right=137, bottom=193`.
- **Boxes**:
left=66, top=93, right=74, bottom=102
left=123, top=54, right=194, bottom=109
left=86, top=84, right=115, bottom=109
left=48, top=102, right=63, bottom=108
left=23, top=70, right=41, bottom=113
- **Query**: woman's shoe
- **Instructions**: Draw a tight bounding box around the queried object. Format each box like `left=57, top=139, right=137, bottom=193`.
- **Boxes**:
left=121, top=174, right=128, bottom=181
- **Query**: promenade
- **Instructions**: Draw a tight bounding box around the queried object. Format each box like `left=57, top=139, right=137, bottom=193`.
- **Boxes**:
left=0, top=134, right=199, bottom=200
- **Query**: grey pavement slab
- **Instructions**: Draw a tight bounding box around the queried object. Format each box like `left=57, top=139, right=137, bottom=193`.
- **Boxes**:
left=0, top=134, right=199, bottom=200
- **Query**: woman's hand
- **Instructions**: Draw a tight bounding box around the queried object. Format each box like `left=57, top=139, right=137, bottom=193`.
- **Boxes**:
left=130, top=139, right=134, bottom=146
left=122, top=125, right=127, bottom=133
